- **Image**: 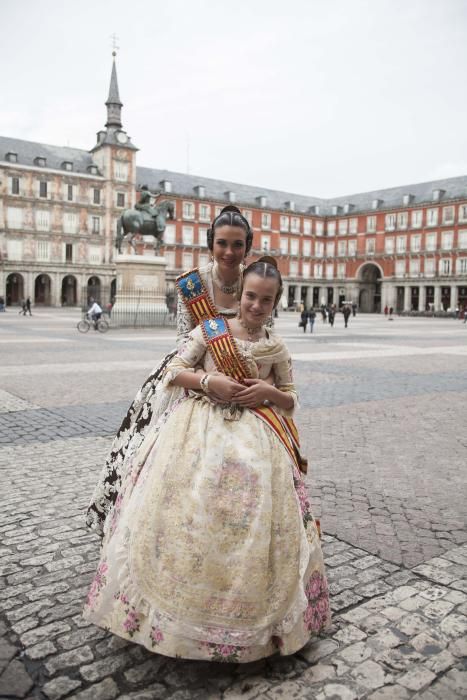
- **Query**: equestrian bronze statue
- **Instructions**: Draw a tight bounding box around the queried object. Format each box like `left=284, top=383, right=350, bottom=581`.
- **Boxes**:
left=115, top=189, right=175, bottom=254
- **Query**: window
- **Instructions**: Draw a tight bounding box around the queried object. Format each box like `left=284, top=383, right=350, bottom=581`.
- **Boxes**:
left=459, top=205, right=467, bottom=223
left=261, top=213, right=271, bottom=229
left=385, top=213, right=396, bottom=231
left=65, top=243, right=73, bottom=263
left=290, top=239, right=299, bottom=255
left=315, top=221, right=324, bottom=236
left=397, top=212, right=408, bottom=230
left=280, top=216, right=289, bottom=232
left=116, top=193, right=125, bottom=208
left=411, top=210, right=423, bottom=228
left=395, top=260, right=406, bottom=277
left=164, top=224, right=176, bottom=244
left=315, top=241, right=324, bottom=257
left=7, top=207, right=23, bottom=229
left=396, top=236, right=406, bottom=253
left=182, top=226, right=194, bottom=245
left=337, top=262, right=346, bottom=278
left=314, top=263, right=323, bottom=278
left=114, top=160, right=128, bottom=181
left=199, top=204, right=211, bottom=221
left=366, top=216, right=376, bottom=233
left=425, top=259, right=435, bottom=276
left=92, top=217, right=100, bottom=234
left=198, top=253, right=209, bottom=267
left=280, top=238, right=288, bottom=255
left=93, top=188, right=101, bottom=204
left=458, top=231, right=467, bottom=249
left=440, top=258, right=451, bottom=275
left=456, top=258, right=467, bottom=274
left=64, top=212, right=78, bottom=234
left=338, top=240, right=347, bottom=256
left=303, top=240, right=311, bottom=256
left=291, top=217, right=300, bottom=233
left=89, top=246, right=102, bottom=264
left=198, top=228, right=208, bottom=247
left=327, top=221, right=336, bottom=236
left=326, top=242, right=335, bottom=257
left=164, top=250, right=175, bottom=268
left=442, top=206, right=455, bottom=225
left=410, top=235, right=421, bottom=252
left=183, top=202, right=195, bottom=219
left=338, top=219, right=348, bottom=235
left=261, top=235, right=271, bottom=252
left=67, top=184, right=73, bottom=202
left=39, top=181, right=47, bottom=198
left=182, top=252, right=193, bottom=268
left=302, top=262, right=310, bottom=277
left=348, top=240, right=356, bottom=256
left=215, top=206, right=222, bottom=217
left=426, top=232, right=437, bottom=251
left=326, top=263, right=334, bottom=279
left=303, top=220, right=312, bottom=235
left=37, top=241, right=50, bottom=261
left=11, top=177, right=19, bottom=195
left=385, top=237, right=395, bottom=254
left=409, top=259, right=420, bottom=276
left=427, top=208, right=438, bottom=226
left=289, top=260, right=298, bottom=276
left=7, top=240, right=22, bottom=260
left=441, top=231, right=453, bottom=250
left=35, top=210, right=50, bottom=231
left=63, top=161, right=73, bottom=172
left=242, top=209, right=252, bottom=224
left=366, top=238, right=375, bottom=254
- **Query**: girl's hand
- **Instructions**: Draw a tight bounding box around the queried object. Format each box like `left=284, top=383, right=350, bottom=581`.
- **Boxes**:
left=208, top=375, right=243, bottom=402
left=233, top=379, right=272, bottom=408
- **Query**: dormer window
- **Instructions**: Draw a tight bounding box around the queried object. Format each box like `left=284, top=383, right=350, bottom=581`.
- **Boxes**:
left=225, top=191, right=236, bottom=203
left=402, top=194, right=414, bottom=206
left=87, top=165, right=99, bottom=175
left=256, top=195, right=267, bottom=207
left=285, top=200, right=295, bottom=211
left=5, top=152, right=17, bottom=163
left=62, top=161, right=73, bottom=172
left=160, top=180, right=172, bottom=193
left=194, top=185, right=205, bottom=198
left=432, top=189, right=445, bottom=202
left=372, top=198, right=382, bottom=210
left=331, top=205, right=341, bottom=216
left=34, top=157, right=46, bottom=167
left=343, top=203, right=354, bottom=214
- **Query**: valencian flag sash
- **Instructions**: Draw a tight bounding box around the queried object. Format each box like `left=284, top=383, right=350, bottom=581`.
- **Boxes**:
left=200, top=317, right=308, bottom=475
left=176, top=268, right=218, bottom=325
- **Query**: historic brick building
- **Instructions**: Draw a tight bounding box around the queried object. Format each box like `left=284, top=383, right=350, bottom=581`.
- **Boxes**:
left=1, top=58, right=467, bottom=312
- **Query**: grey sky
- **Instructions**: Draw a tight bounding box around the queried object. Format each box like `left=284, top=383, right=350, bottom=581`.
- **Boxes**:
left=1, top=0, right=467, bottom=198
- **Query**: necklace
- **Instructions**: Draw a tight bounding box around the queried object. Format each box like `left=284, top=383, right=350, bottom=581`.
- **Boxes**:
left=212, top=262, right=241, bottom=296
left=238, top=317, right=263, bottom=342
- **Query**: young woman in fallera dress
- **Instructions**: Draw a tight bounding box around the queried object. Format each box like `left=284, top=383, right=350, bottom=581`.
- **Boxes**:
left=83, top=257, right=330, bottom=662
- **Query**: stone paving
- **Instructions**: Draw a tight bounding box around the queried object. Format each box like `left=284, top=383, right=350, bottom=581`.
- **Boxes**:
left=0, top=309, right=466, bottom=699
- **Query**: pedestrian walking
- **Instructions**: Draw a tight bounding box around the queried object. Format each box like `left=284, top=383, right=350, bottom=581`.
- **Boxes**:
left=384, top=305, right=388, bottom=315
left=328, top=307, right=335, bottom=327
left=309, top=308, right=316, bottom=333
left=343, top=305, right=351, bottom=328
left=25, top=297, right=32, bottom=316
left=18, top=299, right=27, bottom=315
left=300, top=307, right=308, bottom=333
left=321, top=305, right=327, bottom=323
left=389, top=306, right=394, bottom=321
left=351, top=302, right=357, bottom=317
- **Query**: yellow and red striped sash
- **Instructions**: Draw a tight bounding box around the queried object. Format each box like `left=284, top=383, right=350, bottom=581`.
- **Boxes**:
left=176, top=268, right=217, bottom=326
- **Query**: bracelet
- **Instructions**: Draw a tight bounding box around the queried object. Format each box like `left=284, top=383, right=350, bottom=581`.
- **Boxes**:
left=200, top=374, right=210, bottom=393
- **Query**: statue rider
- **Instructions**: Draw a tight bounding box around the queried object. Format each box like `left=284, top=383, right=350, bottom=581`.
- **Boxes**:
left=135, top=185, right=158, bottom=219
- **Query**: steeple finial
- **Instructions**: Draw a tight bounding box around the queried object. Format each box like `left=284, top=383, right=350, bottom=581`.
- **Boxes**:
left=105, top=40, right=122, bottom=129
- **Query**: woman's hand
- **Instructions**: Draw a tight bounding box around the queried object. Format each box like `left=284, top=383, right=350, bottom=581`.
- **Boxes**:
left=208, top=375, right=243, bottom=402
left=233, top=379, right=273, bottom=408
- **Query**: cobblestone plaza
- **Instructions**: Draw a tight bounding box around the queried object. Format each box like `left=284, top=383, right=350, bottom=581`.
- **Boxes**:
left=0, top=311, right=466, bottom=699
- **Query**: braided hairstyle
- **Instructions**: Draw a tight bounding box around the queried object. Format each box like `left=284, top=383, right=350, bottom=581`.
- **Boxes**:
left=207, top=205, right=253, bottom=254
left=241, top=256, right=284, bottom=308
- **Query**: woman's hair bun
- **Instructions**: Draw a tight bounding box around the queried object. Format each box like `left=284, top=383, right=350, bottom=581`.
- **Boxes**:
left=219, top=205, right=242, bottom=215
left=255, top=255, right=278, bottom=269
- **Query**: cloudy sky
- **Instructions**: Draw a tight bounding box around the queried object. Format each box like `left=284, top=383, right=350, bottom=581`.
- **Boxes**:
left=1, top=0, right=466, bottom=198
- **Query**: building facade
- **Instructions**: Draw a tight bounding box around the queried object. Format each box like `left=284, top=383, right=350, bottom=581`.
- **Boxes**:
left=1, top=59, right=467, bottom=312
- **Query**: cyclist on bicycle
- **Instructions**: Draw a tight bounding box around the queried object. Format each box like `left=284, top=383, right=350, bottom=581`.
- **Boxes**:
left=87, top=299, right=103, bottom=330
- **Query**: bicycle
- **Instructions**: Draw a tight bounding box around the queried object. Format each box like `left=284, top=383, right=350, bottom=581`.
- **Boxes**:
left=77, top=313, right=110, bottom=333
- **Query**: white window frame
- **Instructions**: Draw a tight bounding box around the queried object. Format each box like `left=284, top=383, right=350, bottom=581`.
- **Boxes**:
left=290, top=217, right=300, bottom=233
left=366, top=238, right=375, bottom=254
left=314, top=263, right=323, bottom=278
left=182, top=226, right=194, bottom=246
left=327, top=221, right=336, bottom=237
left=279, top=237, right=288, bottom=255
left=425, top=232, right=437, bottom=251
left=439, top=258, right=451, bottom=275
left=182, top=252, right=193, bottom=268
left=348, top=239, right=356, bottom=256
left=326, top=242, right=335, bottom=257
left=164, top=250, right=176, bottom=268
left=199, top=204, right=211, bottom=222
left=385, top=237, right=395, bottom=254
left=315, top=221, right=324, bottom=236
left=395, top=260, right=406, bottom=278
left=290, top=238, right=299, bottom=256
left=396, top=236, right=406, bottom=253
left=303, top=240, right=311, bottom=257
left=303, top=219, right=312, bottom=235
left=261, top=213, right=271, bottom=230
left=456, top=257, right=467, bottom=274
left=326, top=263, right=334, bottom=279
left=164, top=224, right=176, bottom=245
left=411, top=210, right=423, bottom=228
left=366, top=215, right=376, bottom=233
left=182, top=201, right=195, bottom=220
left=338, top=219, right=348, bottom=235
left=302, top=262, right=310, bottom=278
left=280, top=215, right=289, bottom=232
left=337, top=262, right=346, bottom=278
left=442, top=206, right=455, bottom=225
left=315, top=241, right=324, bottom=258
left=385, top=213, right=396, bottom=231
left=441, top=231, right=453, bottom=250
left=426, top=208, right=439, bottom=227
left=289, top=260, right=299, bottom=276
left=458, top=230, right=467, bottom=249
left=424, top=258, right=435, bottom=276
left=198, top=228, right=208, bottom=247
left=261, top=235, right=271, bottom=252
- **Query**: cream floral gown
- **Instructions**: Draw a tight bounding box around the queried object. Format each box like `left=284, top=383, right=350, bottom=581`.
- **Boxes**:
left=83, top=326, right=330, bottom=662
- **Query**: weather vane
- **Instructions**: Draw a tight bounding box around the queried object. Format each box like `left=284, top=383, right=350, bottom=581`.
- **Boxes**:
left=110, top=33, right=120, bottom=57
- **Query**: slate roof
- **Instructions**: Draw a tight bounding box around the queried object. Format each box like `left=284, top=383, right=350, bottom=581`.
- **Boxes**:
left=106, top=59, right=122, bottom=106
left=2, top=134, right=467, bottom=215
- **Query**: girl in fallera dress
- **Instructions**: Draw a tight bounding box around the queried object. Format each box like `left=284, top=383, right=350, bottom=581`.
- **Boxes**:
left=83, top=257, right=330, bottom=662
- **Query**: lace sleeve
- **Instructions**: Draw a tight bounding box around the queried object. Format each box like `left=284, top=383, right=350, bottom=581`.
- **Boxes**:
left=176, top=293, right=195, bottom=347
left=164, top=326, right=207, bottom=386
left=272, top=345, right=299, bottom=417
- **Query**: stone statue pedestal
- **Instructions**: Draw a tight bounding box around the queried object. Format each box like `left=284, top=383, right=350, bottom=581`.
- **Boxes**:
left=111, top=254, right=169, bottom=327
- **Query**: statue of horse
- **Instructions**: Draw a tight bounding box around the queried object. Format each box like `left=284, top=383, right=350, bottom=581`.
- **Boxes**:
left=115, top=199, right=175, bottom=254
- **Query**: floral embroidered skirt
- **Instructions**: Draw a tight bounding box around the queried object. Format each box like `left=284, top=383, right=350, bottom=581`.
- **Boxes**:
left=83, top=397, right=330, bottom=662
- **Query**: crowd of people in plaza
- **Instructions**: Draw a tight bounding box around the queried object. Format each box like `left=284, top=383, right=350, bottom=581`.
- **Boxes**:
left=299, top=301, right=356, bottom=332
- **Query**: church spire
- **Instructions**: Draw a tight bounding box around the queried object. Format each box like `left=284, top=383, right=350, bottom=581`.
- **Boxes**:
left=105, top=52, right=123, bottom=129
